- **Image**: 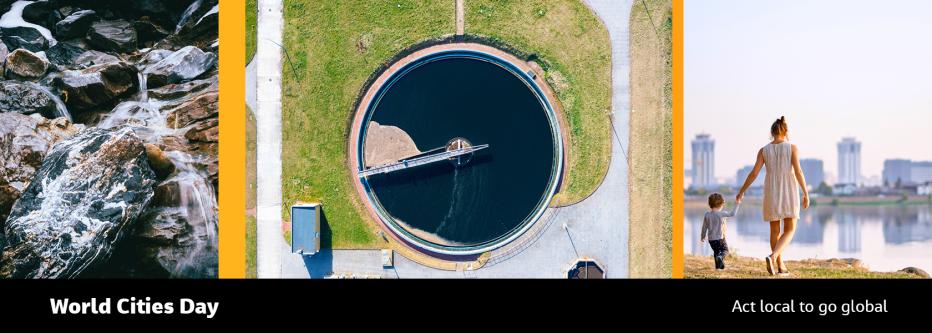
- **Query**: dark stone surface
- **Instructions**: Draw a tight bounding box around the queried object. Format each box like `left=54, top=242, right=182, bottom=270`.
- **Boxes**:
left=143, top=46, right=215, bottom=88
left=54, top=61, right=137, bottom=111
left=0, top=81, right=60, bottom=118
left=0, top=113, right=83, bottom=224
left=0, top=127, right=156, bottom=279
left=45, top=41, right=86, bottom=68
left=86, top=19, right=137, bottom=53
left=55, top=9, right=98, bottom=39
left=1, top=27, right=49, bottom=52
left=133, top=17, right=169, bottom=46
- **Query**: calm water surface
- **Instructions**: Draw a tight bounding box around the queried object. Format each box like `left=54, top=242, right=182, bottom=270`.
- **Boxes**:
left=685, top=203, right=932, bottom=272
left=367, top=57, right=555, bottom=247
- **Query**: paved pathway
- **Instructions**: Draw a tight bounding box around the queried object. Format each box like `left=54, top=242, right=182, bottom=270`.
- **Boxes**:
left=281, top=1, right=633, bottom=278
left=246, top=58, right=256, bottom=113
left=255, top=0, right=285, bottom=278
left=456, top=0, right=465, bottom=35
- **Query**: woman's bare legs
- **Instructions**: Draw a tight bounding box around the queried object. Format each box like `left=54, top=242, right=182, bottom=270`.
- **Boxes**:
left=771, top=218, right=797, bottom=259
left=767, top=221, right=781, bottom=274
left=769, top=221, right=781, bottom=252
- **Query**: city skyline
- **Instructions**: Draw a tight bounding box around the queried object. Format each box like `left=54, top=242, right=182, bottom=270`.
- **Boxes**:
left=689, top=133, right=931, bottom=188
left=685, top=0, right=932, bottom=181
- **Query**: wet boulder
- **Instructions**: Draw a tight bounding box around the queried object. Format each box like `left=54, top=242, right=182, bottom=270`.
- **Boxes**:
left=73, top=50, right=120, bottom=68
left=22, top=1, right=61, bottom=29
left=127, top=0, right=198, bottom=29
left=184, top=118, right=218, bottom=143
left=165, top=91, right=217, bottom=128
left=86, top=20, right=137, bottom=53
left=55, top=9, right=98, bottom=39
left=0, top=127, right=157, bottom=279
left=143, top=46, right=215, bottom=88
left=145, top=143, right=175, bottom=180
left=131, top=204, right=218, bottom=278
left=0, top=81, right=61, bottom=118
left=55, top=61, right=137, bottom=110
left=4, top=49, right=49, bottom=80
left=132, top=148, right=218, bottom=278
left=1, top=26, right=49, bottom=52
left=135, top=48, right=173, bottom=71
left=148, top=76, right=217, bottom=101
left=134, top=18, right=170, bottom=46
left=45, top=41, right=86, bottom=68
left=0, top=113, right=83, bottom=223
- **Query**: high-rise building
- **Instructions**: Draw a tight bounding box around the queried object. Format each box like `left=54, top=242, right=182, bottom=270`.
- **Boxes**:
left=837, top=137, right=861, bottom=186
left=881, top=160, right=932, bottom=187
left=735, top=165, right=764, bottom=188
left=691, top=134, right=715, bottom=188
left=883, top=159, right=912, bottom=186
left=911, top=161, right=932, bottom=184
left=799, top=158, right=825, bottom=190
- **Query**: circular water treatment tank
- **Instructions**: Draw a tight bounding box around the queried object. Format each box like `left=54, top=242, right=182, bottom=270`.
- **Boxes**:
left=354, top=48, right=563, bottom=255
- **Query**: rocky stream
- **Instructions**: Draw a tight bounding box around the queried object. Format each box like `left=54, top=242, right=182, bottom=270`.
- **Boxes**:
left=0, top=0, right=218, bottom=278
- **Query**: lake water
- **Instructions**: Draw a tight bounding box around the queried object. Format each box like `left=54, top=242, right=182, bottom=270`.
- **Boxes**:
left=685, top=203, right=932, bottom=273
left=366, top=56, right=556, bottom=248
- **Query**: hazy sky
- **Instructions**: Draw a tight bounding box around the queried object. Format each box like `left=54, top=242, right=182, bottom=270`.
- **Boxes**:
left=685, top=0, right=932, bottom=183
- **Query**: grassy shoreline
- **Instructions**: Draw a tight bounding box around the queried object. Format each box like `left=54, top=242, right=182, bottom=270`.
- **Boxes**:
left=628, top=0, right=673, bottom=277
left=686, top=255, right=925, bottom=279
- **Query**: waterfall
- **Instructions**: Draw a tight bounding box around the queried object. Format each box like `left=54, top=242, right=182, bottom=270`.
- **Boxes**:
left=157, top=150, right=218, bottom=275
left=175, top=0, right=204, bottom=33
left=138, top=72, right=149, bottom=103
left=0, top=1, right=58, bottom=46
left=194, top=4, right=218, bottom=26
left=29, top=83, right=71, bottom=122
left=165, top=150, right=218, bottom=242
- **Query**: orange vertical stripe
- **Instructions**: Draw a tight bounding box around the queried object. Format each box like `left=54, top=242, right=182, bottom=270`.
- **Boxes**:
left=671, top=0, right=685, bottom=279
left=218, top=1, right=246, bottom=278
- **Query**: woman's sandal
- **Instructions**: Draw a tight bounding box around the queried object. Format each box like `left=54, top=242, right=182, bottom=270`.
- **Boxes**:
left=765, top=255, right=776, bottom=276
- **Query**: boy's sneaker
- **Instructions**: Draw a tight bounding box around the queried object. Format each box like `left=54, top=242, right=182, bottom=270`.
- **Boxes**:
left=714, top=255, right=724, bottom=269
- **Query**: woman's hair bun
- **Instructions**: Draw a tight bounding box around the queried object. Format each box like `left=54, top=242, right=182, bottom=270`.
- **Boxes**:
left=771, top=116, right=789, bottom=137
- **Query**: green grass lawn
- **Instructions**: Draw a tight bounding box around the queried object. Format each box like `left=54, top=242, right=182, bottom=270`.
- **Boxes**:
left=246, top=0, right=257, bottom=63
left=467, top=0, right=611, bottom=205
left=281, top=0, right=454, bottom=249
left=281, top=0, right=611, bottom=248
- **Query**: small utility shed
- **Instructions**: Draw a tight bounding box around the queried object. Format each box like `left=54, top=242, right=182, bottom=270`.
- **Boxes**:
left=291, top=203, right=321, bottom=255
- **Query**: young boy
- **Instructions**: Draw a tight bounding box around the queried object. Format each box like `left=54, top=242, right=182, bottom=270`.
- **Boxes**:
left=700, top=193, right=741, bottom=269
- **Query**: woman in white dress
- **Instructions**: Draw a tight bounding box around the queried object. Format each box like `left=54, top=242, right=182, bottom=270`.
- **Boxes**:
left=736, top=116, right=810, bottom=276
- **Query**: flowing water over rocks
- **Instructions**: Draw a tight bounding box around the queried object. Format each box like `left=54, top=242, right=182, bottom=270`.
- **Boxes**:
left=0, top=0, right=218, bottom=278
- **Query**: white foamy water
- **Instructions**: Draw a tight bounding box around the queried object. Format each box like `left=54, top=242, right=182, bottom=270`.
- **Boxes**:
left=194, top=4, right=218, bottom=26
left=28, top=82, right=71, bottom=122
left=165, top=150, right=217, bottom=241
left=175, top=0, right=203, bottom=33
left=0, top=1, right=57, bottom=46
left=137, top=72, right=148, bottom=102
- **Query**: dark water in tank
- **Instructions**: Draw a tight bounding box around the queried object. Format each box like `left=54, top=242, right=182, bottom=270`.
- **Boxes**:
left=366, top=57, right=556, bottom=247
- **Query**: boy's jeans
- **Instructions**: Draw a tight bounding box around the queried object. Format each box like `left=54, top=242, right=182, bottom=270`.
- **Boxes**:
left=709, top=239, right=729, bottom=258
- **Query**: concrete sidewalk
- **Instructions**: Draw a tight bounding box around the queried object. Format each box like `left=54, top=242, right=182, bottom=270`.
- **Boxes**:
left=255, top=0, right=284, bottom=278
